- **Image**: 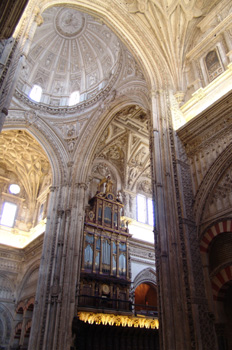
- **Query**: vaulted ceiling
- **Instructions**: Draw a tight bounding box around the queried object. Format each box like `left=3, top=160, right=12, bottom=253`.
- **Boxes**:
left=0, top=130, right=51, bottom=204
left=17, top=6, right=123, bottom=107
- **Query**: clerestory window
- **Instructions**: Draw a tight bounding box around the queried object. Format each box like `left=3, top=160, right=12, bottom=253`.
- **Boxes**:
left=29, top=85, right=42, bottom=102
left=69, top=90, right=80, bottom=106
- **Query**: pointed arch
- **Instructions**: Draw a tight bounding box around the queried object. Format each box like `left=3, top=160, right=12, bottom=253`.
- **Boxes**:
left=16, top=260, right=40, bottom=303
left=3, top=111, right=69, bottom=186
left=72, top=98, right=149, bottom=185
left=25, top=297, right=35, bottom=311
left=194, top=143, right=232, bottom=228
left=0, top=303, right=13, bottom=347
left=132, top=268, right=157, bottom=291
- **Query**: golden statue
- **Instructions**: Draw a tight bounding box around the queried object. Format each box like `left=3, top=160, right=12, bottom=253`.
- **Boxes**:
left=98, top=175, right=113, bottom=193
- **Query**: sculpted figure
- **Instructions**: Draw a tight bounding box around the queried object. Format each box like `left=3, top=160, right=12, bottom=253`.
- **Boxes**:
left=98, top=175, right=113, bottom=193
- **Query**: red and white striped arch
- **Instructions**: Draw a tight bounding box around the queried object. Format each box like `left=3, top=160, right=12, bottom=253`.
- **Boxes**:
left=211, top=266, right=232, bottom=301
left=16, top=301, right=25, bottom=313
left=200, top=219, right=232, bottom=253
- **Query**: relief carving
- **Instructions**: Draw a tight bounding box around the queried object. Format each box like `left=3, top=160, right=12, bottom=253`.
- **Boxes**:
left=137, top=179, right=152, bottom=194
left=203, top=165, right=232, bottom=220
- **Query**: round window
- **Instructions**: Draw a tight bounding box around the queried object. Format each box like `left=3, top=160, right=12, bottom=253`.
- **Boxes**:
left=9, top=184, right=20, bottom=195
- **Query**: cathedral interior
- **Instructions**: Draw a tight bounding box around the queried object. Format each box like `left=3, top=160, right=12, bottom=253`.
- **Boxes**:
left=0, top=1, right=231, bottom=349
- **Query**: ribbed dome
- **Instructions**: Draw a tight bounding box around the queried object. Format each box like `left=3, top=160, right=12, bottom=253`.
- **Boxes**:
left=18, top=6, right=121, bottom=107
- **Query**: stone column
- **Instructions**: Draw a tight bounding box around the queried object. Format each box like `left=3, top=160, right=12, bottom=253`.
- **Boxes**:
left=55, top=182, right=88, bottom=350
left=151, top=88, right=217, bottom=349
left=150, top=89, right=193, bottom=350
left=27, top=185, right=61, bottom=350
left=28, top=181, right=88, bottom=350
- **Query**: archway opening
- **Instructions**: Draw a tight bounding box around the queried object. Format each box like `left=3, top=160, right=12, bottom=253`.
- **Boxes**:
left=134, top=283, right=157, bottom=315
left=0, top=129, right=52, bottom=248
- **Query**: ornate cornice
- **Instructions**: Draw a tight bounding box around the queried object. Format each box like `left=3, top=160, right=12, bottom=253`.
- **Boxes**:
left=178, top=90, right=232, bottom=156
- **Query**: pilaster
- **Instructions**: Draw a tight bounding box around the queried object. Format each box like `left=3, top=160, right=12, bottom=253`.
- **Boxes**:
left=153, top=89, right=189, bottom=349
left=150, top=88, right=217, bottom=349
left=28, top=182, right=88, bottom=350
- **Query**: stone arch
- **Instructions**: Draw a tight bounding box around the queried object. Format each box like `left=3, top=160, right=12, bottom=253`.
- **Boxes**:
left=0, top=303, right=13, bottom=347
left=211, top=266, right=232, bottom=301
left=3, top=113, right=69, bottom=186
left=16, top=261, right=40, bottom=303
left=72, top=98, right=150, bottom=186
left=14, top=321, right=23, bottom=341
left=132, top=268, right=157, bottom=292
left=132, top=268, right=158, bottom=315
left=25, top=318, right=32, bottom=333
left=194, top=143, right=232, bottom=228
left=25, top=297, right=35, bottom=311
left=16, top=301, right=25, bottom=314
left=200, top=219, right=232, bottom=253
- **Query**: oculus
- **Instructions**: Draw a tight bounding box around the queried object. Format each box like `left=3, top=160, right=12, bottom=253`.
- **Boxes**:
left=9, top=184, right=20, bottom=195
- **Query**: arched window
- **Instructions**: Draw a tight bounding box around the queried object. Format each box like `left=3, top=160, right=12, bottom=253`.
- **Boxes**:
left=137, top=194, right=154, bottom=226
left=134, top=283, right=158, bottom=315
left=69, top=91, right=80, bottom=106
left=29, top=85, right=42, bottom=102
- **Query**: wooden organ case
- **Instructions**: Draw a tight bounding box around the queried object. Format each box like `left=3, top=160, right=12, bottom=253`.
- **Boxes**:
left=73, top=177, right=159, bottom=350
left=78, top=177, right=131, bottom=312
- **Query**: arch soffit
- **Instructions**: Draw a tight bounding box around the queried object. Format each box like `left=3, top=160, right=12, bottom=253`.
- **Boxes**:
left=15, top=297, right=35, bottom=313
left=3, top=117, right=69, bottom=186
left=25, top=297, right=35, bottom=310
left=16, top=260, right=40, bottom=303
left=194, top=143, right=232, bottom=228
left=25, top=0, right=164, bottom=89
left=72, top=98, right=149, bottom=184
left=200, top=219, right=232, bottom=253
left=211, top=266, right=232, bottom=301
left=0, top=303, right=13, bottom=340
left=132, top=268, right=157, bottom=291
left=90, top=158, right=122, bottom=189
left=16, top=302, right=25, bottom=314
left=0, top=273, right=15, bottom=292
left=0, top=303, right=14, bottom=320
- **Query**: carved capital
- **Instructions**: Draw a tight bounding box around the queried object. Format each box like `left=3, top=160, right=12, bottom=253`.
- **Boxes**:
left=77, top=182, right=88, bottom=190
